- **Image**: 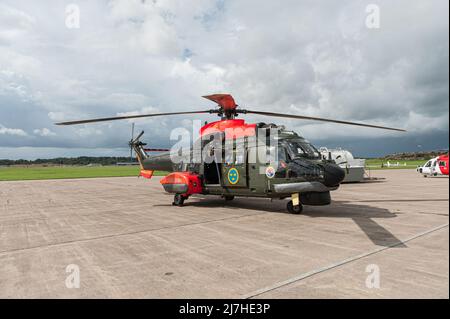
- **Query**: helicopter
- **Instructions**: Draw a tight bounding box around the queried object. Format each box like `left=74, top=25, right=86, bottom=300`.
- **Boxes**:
left=56, top=94, right=406, bottom=214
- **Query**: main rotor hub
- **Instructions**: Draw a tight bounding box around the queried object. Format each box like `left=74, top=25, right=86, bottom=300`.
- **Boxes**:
left=202, top=94, right=238, bottom=120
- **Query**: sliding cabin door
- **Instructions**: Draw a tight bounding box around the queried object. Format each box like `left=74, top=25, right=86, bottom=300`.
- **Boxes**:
left=222, top=148, right=248, bottom=188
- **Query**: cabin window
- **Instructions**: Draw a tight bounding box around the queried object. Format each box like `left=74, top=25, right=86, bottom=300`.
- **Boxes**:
left=439, top=161, right=446, bottom=167
left=235, top=152, right=245, bottom=165
left=187, top=163, right=200, bottom=173
left=224, top=151, right=233, bottom=165
left=224, top=148, right=245, bottom=165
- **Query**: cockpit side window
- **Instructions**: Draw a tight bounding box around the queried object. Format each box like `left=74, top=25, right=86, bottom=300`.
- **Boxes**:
left=278, top=145, right=288, bottom=163
left=285, top=139, right=321, bottom=160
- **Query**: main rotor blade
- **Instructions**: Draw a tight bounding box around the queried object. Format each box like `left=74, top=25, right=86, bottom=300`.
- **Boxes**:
left=240, top=110, right=406, bottom=132
left=55, top=110, right=215, bottom=126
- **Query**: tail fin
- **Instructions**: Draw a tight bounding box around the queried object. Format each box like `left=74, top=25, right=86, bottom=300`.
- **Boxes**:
left=129, top=131, right=170, bottom=179
left=129, top=130, right=148, bottom=169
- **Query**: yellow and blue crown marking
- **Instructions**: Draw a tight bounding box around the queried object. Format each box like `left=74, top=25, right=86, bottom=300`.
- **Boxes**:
left=227, top=168, right=239, bottom=185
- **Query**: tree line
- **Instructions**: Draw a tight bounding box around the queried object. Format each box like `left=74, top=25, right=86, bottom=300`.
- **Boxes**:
left=1, top=149, right=447, bottom=166
left=382, top=150, right=448, bottom=161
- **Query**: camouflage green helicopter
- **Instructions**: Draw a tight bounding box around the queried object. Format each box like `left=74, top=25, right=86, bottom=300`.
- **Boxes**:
left=56, top=94, right=405, bottom=214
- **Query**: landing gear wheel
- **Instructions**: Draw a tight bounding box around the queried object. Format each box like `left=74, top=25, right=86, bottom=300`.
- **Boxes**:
left=173, top=194, right=185, bottom=206
left=287, top=201, right=303, bottom=214
left=224, top=196, right=235, bottom=201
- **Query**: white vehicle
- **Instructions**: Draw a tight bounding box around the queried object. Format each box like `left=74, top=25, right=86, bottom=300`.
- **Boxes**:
left=319, top=147, right=366, bottom=182
left=417, top=157, right=437, bottom=176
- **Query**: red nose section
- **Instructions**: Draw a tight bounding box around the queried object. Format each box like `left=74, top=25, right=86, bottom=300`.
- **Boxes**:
left=438, top=154, right=449, bottom=175
left=202, top=94, right=237, bottom=111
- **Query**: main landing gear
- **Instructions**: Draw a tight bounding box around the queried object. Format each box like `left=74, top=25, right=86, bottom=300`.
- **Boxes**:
left=173, top=194, right=186, bottom=206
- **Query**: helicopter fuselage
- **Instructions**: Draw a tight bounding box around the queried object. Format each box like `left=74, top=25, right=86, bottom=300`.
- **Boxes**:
left=134, top=120, right=345, bottom=209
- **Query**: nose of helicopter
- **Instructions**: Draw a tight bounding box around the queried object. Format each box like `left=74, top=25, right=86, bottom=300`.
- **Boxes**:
left=322, top=163, right=346, bottom=187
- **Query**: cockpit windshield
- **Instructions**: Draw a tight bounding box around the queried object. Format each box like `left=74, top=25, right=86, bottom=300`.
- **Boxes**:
left=285, top=139, right=321, bottom=160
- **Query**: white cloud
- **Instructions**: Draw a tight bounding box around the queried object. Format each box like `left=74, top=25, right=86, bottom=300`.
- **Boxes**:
left=75, top=127, right=104, bottom=138
left=47, top=112, right=66, bottom=122
left=116, top=106, right=159, bottom=117
left=33, top=128, right=56, bottom=137
left=0, top=124, right=28, bottom=136
left=0, top=3, right=35, bottom=42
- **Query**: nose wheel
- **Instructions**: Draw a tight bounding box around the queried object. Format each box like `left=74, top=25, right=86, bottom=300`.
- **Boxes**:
left=287, top=200, right=303, bottom=214
left=173, top=194, right=186, bottom=206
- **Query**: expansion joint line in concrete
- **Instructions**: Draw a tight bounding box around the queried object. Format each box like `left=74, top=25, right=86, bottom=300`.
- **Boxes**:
left=243, top=223, right=449, bottom=299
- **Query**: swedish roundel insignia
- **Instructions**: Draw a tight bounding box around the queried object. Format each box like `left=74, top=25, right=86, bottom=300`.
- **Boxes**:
left=228, top=168, right=239, bottom=184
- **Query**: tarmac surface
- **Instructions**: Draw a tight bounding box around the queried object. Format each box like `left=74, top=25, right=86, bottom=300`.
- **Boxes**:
left=0, top=169, right=448, bottom=298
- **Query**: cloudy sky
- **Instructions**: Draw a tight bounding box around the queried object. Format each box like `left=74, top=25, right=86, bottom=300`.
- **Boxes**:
left=0, top=0, right=448, bottom=159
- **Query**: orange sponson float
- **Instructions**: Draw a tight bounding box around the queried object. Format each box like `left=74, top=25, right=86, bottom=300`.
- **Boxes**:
left=160, top=172, right=203, bottom=196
